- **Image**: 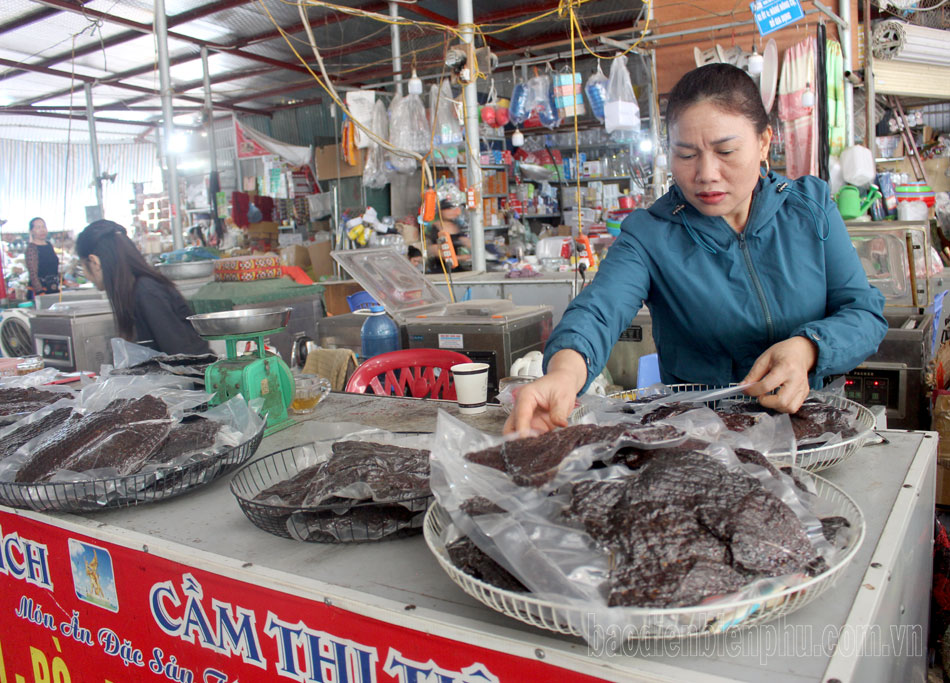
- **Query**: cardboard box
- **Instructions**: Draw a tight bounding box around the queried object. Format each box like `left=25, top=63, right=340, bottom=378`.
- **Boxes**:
left=246, top=221, right=279, bottom=236
left=307, top=239, right=334, bottom=279
left=314, top=144, right=364, bottom=180
left=933, top=392, right=950, bottom=505
left=280, top=245, right=310, bottom=268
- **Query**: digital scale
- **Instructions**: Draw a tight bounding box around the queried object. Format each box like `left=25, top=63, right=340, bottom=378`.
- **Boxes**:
left=188, top=307, right=296, bottom=435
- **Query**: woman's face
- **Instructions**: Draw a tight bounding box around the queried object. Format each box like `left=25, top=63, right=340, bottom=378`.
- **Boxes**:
left=81, top=255, right=104, bottom=290
left=669, top=100, right=772, bottom=232
left=30, top=219, right=47, bottom=242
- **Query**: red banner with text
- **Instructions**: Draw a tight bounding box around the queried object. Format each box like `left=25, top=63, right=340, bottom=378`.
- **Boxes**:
left=0, top=509, right=605, bottom=683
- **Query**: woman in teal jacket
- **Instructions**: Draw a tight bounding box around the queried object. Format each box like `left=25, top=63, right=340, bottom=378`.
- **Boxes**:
left=507, top=63, right=886, bottom=435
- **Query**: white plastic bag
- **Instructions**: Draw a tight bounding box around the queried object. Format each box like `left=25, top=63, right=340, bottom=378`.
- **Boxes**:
left=605, top=55, right=640, bottom=134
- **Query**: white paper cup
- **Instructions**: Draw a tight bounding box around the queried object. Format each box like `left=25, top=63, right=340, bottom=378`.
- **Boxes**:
left=451, top=362, right=490, bottom=415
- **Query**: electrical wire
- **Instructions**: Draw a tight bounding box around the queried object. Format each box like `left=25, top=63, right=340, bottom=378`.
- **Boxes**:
left=280, top=0, right=435, bottom=188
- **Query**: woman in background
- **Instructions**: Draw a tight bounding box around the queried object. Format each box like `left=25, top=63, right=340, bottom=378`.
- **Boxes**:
left=25, top=217, right=60, bottom=299
left=76, top=219, right=210, bottom=355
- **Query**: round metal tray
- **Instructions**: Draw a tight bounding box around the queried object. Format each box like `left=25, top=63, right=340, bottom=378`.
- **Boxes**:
left=187, top=306, right=291, bottom=337
left=156, top=259, right=215, bottom=280
left=607, top=385, right=876, bottom=472
left=0, top=420, right=265, bottom=512
left=424, top=468, right=865, bottom=639
left=231, top=444, right=431, bottom=543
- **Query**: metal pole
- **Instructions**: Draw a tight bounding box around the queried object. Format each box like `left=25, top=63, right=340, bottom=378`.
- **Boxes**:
left=458, top=0, right=484, bottom=273
left=838, top=0, right=854, bottom=147
left=201, top=46, right=222, bottom=239
left=83, top=83, right=104, bottom=219
left=155, top=0, right=184, bottom=250
left=200, top=47, right=219, bottom=176
left=389, top=2, right=403, bottom=95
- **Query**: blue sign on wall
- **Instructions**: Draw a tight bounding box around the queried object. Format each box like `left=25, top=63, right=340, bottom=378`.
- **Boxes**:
left=750, top=0, right=805, bottom=36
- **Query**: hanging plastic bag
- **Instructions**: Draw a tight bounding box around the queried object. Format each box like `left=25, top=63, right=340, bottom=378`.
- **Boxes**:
left=508, top=69, right=530, bottom=125
left=554, top=65, right=585, bottom=120
left=585, top=62, right=609, bottom=122
left=605, top=55, right=640, bottom=134
left=525, top=70, right=559, bottom=129
left=428, top=83, right=440, bottom=128
left=388, top=92, right=429, bottom=174
left=363, top=100, right=391, bottom=189
left=434, top=80, right=463, bottom=148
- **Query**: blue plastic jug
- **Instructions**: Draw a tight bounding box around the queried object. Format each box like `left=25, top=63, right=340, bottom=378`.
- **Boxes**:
left=360, top=305, right=399, bottom=360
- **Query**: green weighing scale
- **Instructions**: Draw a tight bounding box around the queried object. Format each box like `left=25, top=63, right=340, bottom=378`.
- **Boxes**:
left=187, top=307, right=296, bottom=435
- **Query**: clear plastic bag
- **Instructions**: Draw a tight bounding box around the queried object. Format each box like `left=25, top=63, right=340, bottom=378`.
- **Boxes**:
left=524, top=71, right=560, bottom=129
left=429, top=410, right=842, bottom=644
left=434, top=79, right=463, bottom=148
left=363, top=99, right=391, bottom=189
left=605, top=55, right=640, bottom=134
left=111, top=338, right=162, bottom=369
left=388, top=92, right=429, bottom=174
left=508, top=73, right=529, bottom=125
left=585, top=62, right=609, bottom=122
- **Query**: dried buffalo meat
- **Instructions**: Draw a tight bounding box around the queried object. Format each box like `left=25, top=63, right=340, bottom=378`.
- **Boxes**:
left=0, top=387, right=68, bottom=416
left=790, top=401, right=858, bottom=441
left=820, top=516, right=850, bottom=543
left=292, top=504, right=419, bottom=542
left=446, top=537, right=527, bottom=593
left=461, top=496, right=505, bottom=517
left=63, top=419, right=173, bottom=476
left=0, top=407, right=75, bottom=461
left=15, top=395, right=169, bottom=482
left=149, top=417, right=221, bottom=463
left=719, top=399, right=858, bottom=442
left=112, top=353, right=217, bottom=379
left=256, top=464, right=322, bottom=507
left=567, top=451, right=826, bottom=608
left=733, top=447, right=782, bottom=480
left=255, top=441, right=430, bottom=507
left=639, top=402, right=697, bottom=424
left=465, top=424, right=630, bottom=487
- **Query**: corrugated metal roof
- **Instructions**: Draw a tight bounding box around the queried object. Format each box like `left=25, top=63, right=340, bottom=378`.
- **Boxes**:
left=0, top=0, right=645, bottom=143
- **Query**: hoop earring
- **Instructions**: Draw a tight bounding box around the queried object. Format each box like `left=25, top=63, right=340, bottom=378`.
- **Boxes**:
left=760, top=158, right=770, bottom=179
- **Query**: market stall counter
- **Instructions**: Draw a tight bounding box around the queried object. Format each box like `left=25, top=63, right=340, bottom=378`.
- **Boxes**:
left=0, top=392, right=934, bottom=683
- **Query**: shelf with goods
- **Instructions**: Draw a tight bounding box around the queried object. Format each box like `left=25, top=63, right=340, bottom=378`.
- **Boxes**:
left=434, top=163, right=510, bottom=229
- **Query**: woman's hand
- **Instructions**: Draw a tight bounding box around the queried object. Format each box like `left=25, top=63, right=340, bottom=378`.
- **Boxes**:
left=741, top=336, right=818, bottom=413
left=504, top=349, right=588, bottom=435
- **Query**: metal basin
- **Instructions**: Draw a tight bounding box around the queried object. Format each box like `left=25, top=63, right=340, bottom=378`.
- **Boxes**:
left=187, top=307, right=292, bottom=337
left=156, top=260, right=215, bottom=280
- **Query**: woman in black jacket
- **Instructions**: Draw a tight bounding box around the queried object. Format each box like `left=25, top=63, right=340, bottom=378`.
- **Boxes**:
left=25, top=217, right=60, bottom=298
left=76, top=220, right=210, bottom=355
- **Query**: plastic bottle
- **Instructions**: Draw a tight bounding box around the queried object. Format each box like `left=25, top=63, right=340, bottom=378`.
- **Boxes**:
left=360, top=305, right=400, bottom=360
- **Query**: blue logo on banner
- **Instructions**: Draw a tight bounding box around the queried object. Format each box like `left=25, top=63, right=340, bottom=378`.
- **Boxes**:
left=750, top=0, right=805, bottom=35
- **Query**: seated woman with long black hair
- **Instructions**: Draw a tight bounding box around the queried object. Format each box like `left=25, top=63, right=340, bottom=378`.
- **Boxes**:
left=76, top=220, right=210, bottom=355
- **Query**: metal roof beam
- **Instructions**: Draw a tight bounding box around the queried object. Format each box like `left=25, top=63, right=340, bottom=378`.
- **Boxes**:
left=0, top=2, right=91, bottom=36
left=239, top=2, right=389, bottom=47
left=0, top=57, right=265, bottom=116
left=218, top=79, right=322, bottom=107
left=11, top=51, right=199, bottom=107
left=475, top=1, right=561, bottom=26
left=2, top=0, right=258, bottom=80
left=400, top=4, right=516, bottom=51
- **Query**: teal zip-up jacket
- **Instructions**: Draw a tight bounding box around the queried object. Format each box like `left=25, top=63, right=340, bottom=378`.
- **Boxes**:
left=544, top=172, right=887, bottom=393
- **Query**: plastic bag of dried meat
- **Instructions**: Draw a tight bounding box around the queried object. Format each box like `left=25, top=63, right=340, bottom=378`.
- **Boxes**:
left=429, top=410, right=849, bottom=644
